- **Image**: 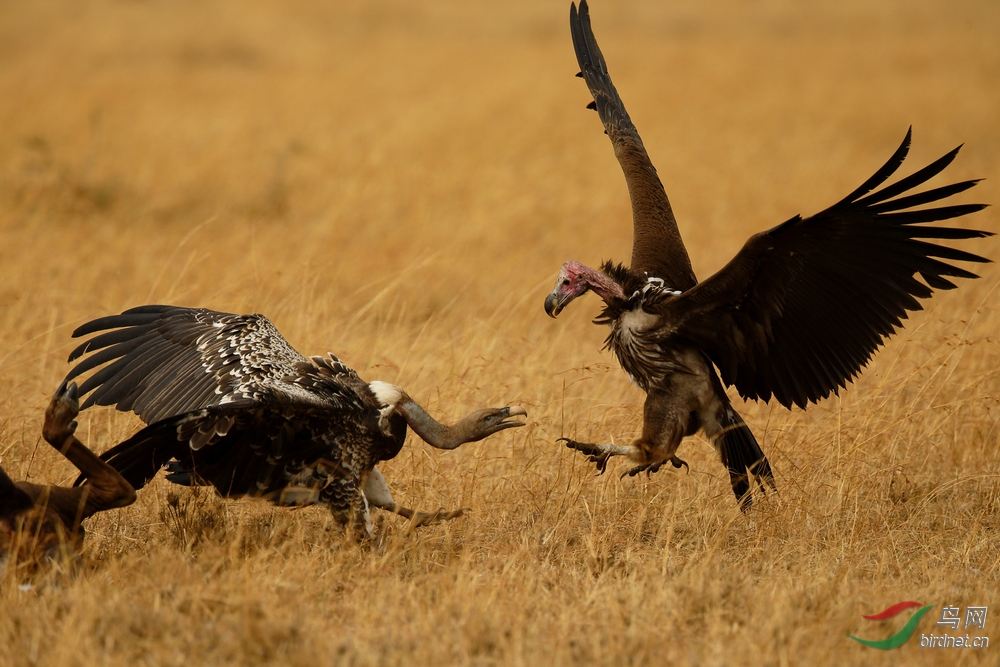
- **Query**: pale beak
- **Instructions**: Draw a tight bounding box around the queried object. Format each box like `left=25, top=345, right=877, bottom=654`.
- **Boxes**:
left=498, top=405, right=527, bottom=429
left=544, top=292, right=562, bottom=318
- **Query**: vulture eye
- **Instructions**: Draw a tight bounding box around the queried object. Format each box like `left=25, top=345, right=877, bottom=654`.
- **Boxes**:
left=562, top=279, right=571, bottom=287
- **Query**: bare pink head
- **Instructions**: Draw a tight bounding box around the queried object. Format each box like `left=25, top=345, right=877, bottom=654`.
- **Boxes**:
left=544, top=261, right=624, bottom=318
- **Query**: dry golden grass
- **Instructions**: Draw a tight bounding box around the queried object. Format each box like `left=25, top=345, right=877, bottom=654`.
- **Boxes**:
left=1, top=0, right=998, bottom=664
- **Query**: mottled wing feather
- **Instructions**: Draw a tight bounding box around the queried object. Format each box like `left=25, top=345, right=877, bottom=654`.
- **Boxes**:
left=661, top=129, right=990, bottom=409
left=571, top=0, right=697, bottom=290
left=64, top=305, right=365, bottom=424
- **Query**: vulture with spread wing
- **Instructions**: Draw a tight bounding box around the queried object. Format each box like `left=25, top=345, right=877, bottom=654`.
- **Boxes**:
left=67, top=306, right=526, bottom=535
left=546, top=1, right=991, bottom=507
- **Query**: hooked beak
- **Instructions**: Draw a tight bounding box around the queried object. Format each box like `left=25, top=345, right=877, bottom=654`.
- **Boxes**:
left=497, top=405, right=528, bottom=430
left=544, top=292, right=563, bottom=318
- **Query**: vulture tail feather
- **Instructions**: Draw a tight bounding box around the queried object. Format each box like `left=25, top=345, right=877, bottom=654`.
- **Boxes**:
left=717, top=405, right=775, bottom=511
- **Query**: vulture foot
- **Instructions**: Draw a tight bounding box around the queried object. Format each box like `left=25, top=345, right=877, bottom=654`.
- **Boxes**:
left=558, top=437, right=615, bottom=475
left=620, top=456, right=688, bottom=480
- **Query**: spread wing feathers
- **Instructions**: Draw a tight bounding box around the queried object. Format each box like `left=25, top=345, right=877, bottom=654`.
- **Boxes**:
left=79, top=403, right=360, bottom=503
left=665, top=129, right=991, bottom=409
left=570, top=0, right=697, bottom=290
left=64, top=305, right=367, bottom=424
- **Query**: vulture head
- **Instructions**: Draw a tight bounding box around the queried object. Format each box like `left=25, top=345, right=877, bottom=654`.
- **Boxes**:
left=372, top=381, right=528, bottom=451
left=452, top=406, right=529, bottom=443
left=544, top=260, right=625, bottom=318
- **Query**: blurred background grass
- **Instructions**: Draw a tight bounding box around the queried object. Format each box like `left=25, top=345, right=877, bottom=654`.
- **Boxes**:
left=0, top=1, right=998, bottom=665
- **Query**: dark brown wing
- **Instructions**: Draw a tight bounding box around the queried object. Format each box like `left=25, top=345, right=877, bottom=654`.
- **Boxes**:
left=76, top=400, right=393, bottom=525
left=63, top=305, right=366, bottom=424
left=571, top=1, right=697, bottom=290
left=659, top=129, right=990, bottom=409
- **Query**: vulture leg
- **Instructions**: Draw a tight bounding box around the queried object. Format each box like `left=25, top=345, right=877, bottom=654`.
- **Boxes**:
left=558, top=438, right=632, bottom=475
left=362, top=469, right=468, bottom=527
left=620, top=455, right=689, bottom=479
left=562, top=390, right=690, bottom=477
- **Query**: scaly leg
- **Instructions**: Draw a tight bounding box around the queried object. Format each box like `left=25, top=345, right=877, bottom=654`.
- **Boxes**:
left=558, top=438, right=635, bottom=475
left=562, top=389, right=691, bottom=478
left=362, top=469, right=469, bottom=527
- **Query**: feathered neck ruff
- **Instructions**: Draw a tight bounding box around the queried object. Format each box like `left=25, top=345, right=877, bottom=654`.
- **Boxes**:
left=593, top=261, right=681, bottom=325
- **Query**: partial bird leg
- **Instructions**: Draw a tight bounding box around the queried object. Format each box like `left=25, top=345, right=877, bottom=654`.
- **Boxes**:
left=557, top=438, right=632, bottom=475
left=620, top=456, right=689, bottom=479
left=362, top=469, right=469, bottom=528
left=563, top=390, right=690, bottom=478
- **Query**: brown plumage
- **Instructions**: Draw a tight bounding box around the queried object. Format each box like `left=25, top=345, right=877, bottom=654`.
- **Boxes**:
left=0, top=383, right=135, bottom=564
left=546, top=1, right=991, bottom=508
left=65, top=305, right=526, bottom=536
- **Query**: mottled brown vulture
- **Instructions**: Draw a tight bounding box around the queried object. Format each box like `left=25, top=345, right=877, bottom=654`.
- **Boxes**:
left=66, top=306, right=526, bottom=536
left=546, top=1, right=991, bottom=508
left=1, top=383, right=135, bottom=563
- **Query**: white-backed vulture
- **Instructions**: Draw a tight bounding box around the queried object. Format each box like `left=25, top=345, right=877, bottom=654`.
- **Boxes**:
left=66, top=306, right=526, bottom=535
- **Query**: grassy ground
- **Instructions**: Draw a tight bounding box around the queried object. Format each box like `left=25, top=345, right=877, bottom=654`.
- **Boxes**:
left=1, top=0, right=998, bottom=664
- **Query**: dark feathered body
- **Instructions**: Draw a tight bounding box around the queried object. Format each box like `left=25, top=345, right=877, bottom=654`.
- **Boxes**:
left=547, top=1, right=989, bottom=507
left=66, top=306, right=526, bottom=533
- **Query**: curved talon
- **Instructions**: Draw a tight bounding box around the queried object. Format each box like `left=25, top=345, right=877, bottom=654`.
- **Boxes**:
left=591, top=452, right=611, bottom=476
left=558, top=437, right=612, bottom=475
left=619, top=457, right=688, bottom=480
left=620, top=464, right=646, bottom=479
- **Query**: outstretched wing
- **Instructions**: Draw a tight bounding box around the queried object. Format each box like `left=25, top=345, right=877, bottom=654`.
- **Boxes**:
left=63, top=305, right=366, bottom=424
left=571, top=0, right=697, bottom=290
left=661, top=129, right=990, bottom=409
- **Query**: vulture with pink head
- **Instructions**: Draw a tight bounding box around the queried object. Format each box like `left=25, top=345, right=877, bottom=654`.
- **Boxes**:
left=546, top=1, right=990, bottom=507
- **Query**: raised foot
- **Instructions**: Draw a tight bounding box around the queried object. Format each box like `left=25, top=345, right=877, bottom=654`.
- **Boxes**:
left=558, top=437, right=614, bottom=475
left=620, top=456, right=689, bottom=480
left=42, top=382, right=80, bottom=447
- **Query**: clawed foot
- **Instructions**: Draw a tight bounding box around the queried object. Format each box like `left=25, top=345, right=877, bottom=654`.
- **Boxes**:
left=559, top=437, right=615, bottom=475
left=620, top=456, right=688, bottom=480
left=42, top=382, right=80, bottom=447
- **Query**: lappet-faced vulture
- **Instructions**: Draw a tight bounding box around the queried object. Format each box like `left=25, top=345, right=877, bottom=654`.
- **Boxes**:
left=546, top=1, right=990, bottom=507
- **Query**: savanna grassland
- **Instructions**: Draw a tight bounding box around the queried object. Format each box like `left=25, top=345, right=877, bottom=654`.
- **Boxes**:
left=1, top=1, right=999, bottom=665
